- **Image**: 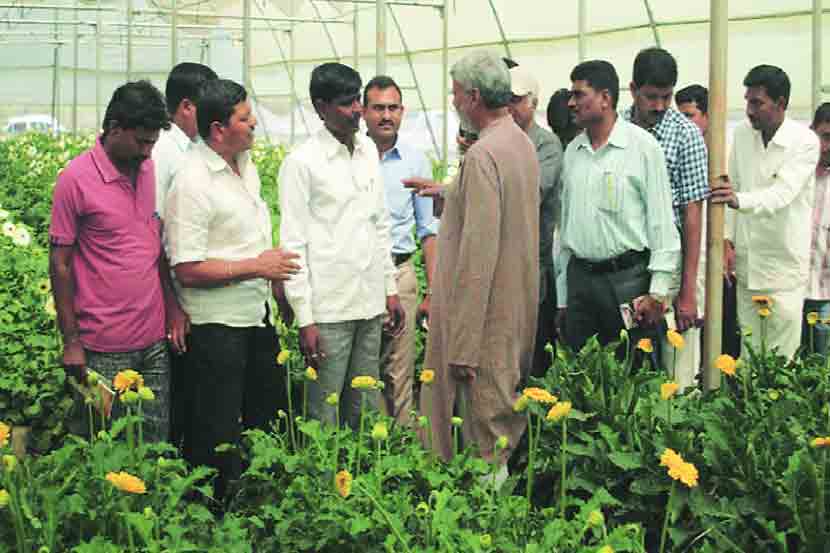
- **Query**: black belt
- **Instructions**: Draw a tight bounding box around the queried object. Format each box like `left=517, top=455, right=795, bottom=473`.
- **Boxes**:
left=393, top=252, right=413, bottom=266
left=573, top=249, right=649, bottom=275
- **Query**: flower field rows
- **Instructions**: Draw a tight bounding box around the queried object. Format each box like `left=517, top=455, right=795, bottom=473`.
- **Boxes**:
left=0, top=134, right=828, bottom=552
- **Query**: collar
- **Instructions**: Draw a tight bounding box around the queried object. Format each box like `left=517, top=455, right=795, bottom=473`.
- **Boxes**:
left=167, top=123, right=194, bottom=152
left=767, top=117, right=800, bottom=149
left=91, top=136, right=149, bottom=183
left=623, top=105, right=677, bottom=140
left=197, top=141, right=250, bottom=174
left=318, top=126, right=370, bottom=160
left=478, top=113, right=512, bottom=140
left=577, top=116, right=628, bottom=150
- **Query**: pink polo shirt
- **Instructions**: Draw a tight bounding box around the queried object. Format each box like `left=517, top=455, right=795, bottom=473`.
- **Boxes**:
left=49, top=138, right=166, bottom=352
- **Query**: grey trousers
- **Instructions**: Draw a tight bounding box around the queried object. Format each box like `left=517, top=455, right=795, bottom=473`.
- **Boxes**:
left=308, top=315, right=383, bottom=429
left=68, top=339, right=170, bottom=443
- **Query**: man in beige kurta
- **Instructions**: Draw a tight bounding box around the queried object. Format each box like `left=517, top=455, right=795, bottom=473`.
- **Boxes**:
left=421, top=51, right=540, bottom=465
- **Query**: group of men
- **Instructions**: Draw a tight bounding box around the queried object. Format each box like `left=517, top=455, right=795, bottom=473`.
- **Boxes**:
left=48, top=44, right=830, bottom=497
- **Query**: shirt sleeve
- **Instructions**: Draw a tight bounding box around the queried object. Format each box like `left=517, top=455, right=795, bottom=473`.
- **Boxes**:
left=164, top=166, right=213, bottom=267
left=152, top=143, right=173, bottom=217
left=725, top=139, right=738, bottom=244
left=278, top=155, right=315, bottom=327
left=643, top=141, right=682, bottom=297
left=556, top=153, right=572, bottom=308
left=372, top=157, right=398, bottom=297
left=49, top=171, right=82, bottom=246
left=538, top=133, right=563, bottom=270
left=413, top=153, right=439, bottom=240
left=446, top=150, right=501, bottom=368
left=735, top=133, right=820, bottom=216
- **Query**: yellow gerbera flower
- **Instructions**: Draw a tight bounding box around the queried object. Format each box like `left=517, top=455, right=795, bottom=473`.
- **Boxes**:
left=113, top=369, right=143, bottom=393
left=0, top=489, right=8, bottom=508
left=335, top=469, right=352, bottom=498
left=305, top=367, right=318, bottom=381
left=513, top=395, right=530, bottom=413
left=751, top=295, right=773, bottom=308
left=659, top=448, right=684, bottom=470
left=137, top=386, right=155, bottom=401
left=2, top=454, right=16, bottom=473
left=36, top=279, right=51, bottom=294
left=522, top=387, right=558, bottom=404
left=637, top=338, right=653, bottom=353
left=660, top=382, right=679, bottom=400
left=758, top=307, right=771, bottom=318
left=666, top=329, right=685, bottom=349
left=811, top=436, right=830, bottom=448
left=276, top=350, right=290, bottom=365
left=0, top=422, right=9, bottom=448
left=670, top=461, right=699, bottom=488
left=714, top=354, right=737, bottom=377
left=807, top=311, right=820, bottom=326
left=351, top=376, right=378, bottom=390
left=106, top=471, right=147, bottom=494
left=546, top=401, right=572, bottom=422
left=371, top=422, right=388, bottom=441
left=420, top=369, right=435, bottom=384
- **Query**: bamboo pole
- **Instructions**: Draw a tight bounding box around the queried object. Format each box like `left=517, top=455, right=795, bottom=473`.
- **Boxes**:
left=376, top=0, right=387, bottom=74
left=578, top=0, right=586, bottom=61
left=814, top=0, right=823, bottom=112
left=703, top=0, right=728, bottom=391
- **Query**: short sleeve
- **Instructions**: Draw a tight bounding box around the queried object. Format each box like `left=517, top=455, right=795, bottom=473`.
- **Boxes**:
left=164, top=166, right=213, bottom=266
left=49, top=171, right=83, bottom=246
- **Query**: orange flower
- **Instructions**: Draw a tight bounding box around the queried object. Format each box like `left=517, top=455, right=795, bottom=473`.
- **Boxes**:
left=714, top=354, right=737, bottom=377
left=113, top=369, right=143, bottom=393
left=660, top=448, right=684, bottom=470
left=811, top=437, right=830, bottom=448
left=0, top=422, right=9, bottom=448
left=420, top=369, right=435, bottom=385
left=637, top=338, right=653, bottom=353
left=660, top=382, right=679, bottom=400
left=751, top=295, right=773, bottom=308
left=546, top=401, right=572, bottom=422
left=335, top=469, right=352, bottom=498
left=106, top=471, right=147, bottom=494
left=522, top=387, right=558, bottom=404
left=666, top=329, right=685, bottom=350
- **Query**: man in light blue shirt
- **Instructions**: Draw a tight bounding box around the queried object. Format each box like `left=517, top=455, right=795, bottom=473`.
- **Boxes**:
left=364, top=75, right=438, bottom=424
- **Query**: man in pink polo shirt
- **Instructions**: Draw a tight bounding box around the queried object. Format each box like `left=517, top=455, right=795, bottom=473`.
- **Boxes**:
left=49, top=81, right=188, bottom=442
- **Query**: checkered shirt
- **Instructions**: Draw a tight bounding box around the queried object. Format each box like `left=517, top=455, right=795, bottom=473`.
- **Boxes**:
left=623, top=106, right=710, bottom=226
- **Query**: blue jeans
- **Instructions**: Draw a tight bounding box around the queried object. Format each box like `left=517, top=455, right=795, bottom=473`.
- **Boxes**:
left=802, top=299, right=830, bottom=356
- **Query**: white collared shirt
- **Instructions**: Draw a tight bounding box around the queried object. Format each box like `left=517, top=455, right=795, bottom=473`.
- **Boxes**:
left=152, top=123, right=193, bottom=216
left=726, top=118, right=820, bottom=290
left=807, top=171, right=830, bottom=299
left=279, top=127, right=397, bottom=328
left=164, top=142, right=273, bottom=327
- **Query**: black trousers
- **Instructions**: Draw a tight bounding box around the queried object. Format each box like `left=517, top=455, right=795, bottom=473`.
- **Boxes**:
left=182, top=321, right=287, bottom=503
left=530, top=278, right=558, bottom=381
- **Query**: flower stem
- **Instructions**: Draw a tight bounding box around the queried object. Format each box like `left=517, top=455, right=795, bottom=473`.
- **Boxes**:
left=137, top=400, right=144, bottom=449
left=355, top=481, right=413, bottom=553
left=355, top=394, right=366, bottom=479
left=285, top=367, right=297, bottom=452
left=672, top=349, right=677, bottom=381
left=126, top=406, right=135, bottom=456
left=659, top=480, right=676, bottom=553
left=452, top=425, right=459, bottom=458
left=302, top=381, right=308, bottom=449
left=88, top=402, right=95, bottom=443
left=560, top=418, right=568, bottom=519
left=525, top=412, right=535, bottom=512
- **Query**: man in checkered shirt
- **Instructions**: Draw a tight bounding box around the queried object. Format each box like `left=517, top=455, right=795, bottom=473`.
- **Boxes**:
left=623, top=47, right=710, bottom=389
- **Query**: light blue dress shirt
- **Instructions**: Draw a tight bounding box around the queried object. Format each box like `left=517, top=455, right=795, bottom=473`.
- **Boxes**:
left=380, top=140, right=439, bottom=254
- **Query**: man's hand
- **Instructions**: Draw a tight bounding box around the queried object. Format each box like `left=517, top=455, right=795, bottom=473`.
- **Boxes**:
left=299, top=324, right=325, bottom=369
left=724, top=239, right=736, bottom=281
left=63, top=338, right=87, bottom=383
left=402, top=176, right=445, bottom=199
left=634, top=295, right=665, bottom=328
left=256, top=248, right=301, bottom=281
left=166, top=303, right=191, bottom=354
left=384, top=295, right=406, bottom=337
left=674, top=290, right=698, bottom=332
left=416, top=295, right=430, bottom=329
left=555, top=308, right=567, bottom=338
left=450, top=363, right=476, bottom=381
left=272, top=281, right=295, bottom=327
left=709, top=176, right=739, bottom=209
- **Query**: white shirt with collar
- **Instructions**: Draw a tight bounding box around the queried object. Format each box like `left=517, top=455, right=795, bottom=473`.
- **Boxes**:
left=278, top=127, right=398, bottom=328
left=726, top=117, right=820, bottom=290
left=152, top=122, right=194, bottom=216
left=164, top=141, right=273, bottom=327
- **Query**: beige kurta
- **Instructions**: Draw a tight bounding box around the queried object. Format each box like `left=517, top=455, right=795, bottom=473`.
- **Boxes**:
left=423, top=114, right=540, bottom=463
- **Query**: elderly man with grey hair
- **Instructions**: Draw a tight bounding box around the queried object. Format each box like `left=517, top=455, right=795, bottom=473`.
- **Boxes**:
left=418, top=50, right=540, bottom=474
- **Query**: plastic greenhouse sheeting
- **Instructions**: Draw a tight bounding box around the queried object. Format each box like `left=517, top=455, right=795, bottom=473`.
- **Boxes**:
left=0, top=0, right=827, bottom=155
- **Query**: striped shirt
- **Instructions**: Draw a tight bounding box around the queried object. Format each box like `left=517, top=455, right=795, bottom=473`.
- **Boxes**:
left=556, top=118, right=681, bottom=306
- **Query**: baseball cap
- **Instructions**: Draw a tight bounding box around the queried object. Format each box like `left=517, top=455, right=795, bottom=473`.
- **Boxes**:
left=510, top=66, right=539, bottom=98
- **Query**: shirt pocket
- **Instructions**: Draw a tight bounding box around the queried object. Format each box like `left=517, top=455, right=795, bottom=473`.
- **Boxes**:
left=596, top=170, right=626, bottom=213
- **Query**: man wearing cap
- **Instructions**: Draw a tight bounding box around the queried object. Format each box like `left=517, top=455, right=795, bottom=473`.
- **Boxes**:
left=507, top=65, right=563, bottom=379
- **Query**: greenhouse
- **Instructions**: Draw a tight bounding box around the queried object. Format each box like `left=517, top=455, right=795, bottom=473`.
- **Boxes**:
left=1, top=1, right=830, bottom=552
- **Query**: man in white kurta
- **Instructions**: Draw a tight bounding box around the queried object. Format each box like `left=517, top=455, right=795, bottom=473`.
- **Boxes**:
left=713, top=65, right=820, bottom=358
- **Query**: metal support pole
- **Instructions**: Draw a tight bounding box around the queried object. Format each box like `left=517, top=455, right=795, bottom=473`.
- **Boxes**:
left=578, top=0, right=587, bottom=61
left=352, top=6, right=359, bottom=70
left=389, top=5, right=440, bottom=158
left=171, top=0, right=178, bottom=68
left=441, top=0, right=448, bottom=165
left=126, top=0, right=133, bottom=79
left=310, top=0, right=341, bottom=61
left=72, top=0, right=79, bottom=135
left=703, top=0, right=728, bottom=391
left=486, top=0, right=511, bottom=59
left=290, top=20, right=296, bottom=143
left=814, top=0, right=823, bottom=112
left=51, top=8, right=60, bottom=133
left=242, top=0, right=251, bottom=90
left=643, top=0, right=661, bottom=48
left=95, top=0, right=101, bottom=130
left=376, top=0, right=387, bottom=74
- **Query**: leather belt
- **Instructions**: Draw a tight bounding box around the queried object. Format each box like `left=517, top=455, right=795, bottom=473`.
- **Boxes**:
left=573, top=249, right=649, bottom=274
left=393, top=252, right=413, bottom=266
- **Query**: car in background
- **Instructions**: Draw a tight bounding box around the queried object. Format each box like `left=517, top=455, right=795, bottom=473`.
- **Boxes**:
left=3, top=114, right=65, bottom=136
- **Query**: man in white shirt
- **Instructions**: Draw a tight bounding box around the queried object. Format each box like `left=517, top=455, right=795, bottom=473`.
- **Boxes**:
left=279, top=62, right=404, bottom=429
left=153, top=62, right=217, bottom=217
left=712, top=65, right=820, bottom=359
left=165, top=79, right=300, bottom=505
left=152, top=62, right=217, bottom=448
left=801, top=103, right=830, bottom=355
